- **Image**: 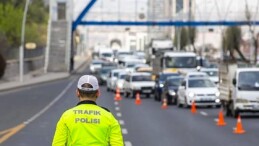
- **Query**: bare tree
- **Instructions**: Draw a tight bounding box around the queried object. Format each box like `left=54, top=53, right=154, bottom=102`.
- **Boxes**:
left=223, top=26, right=249, bottom=63
left=245, top=0, right=259, bottom=65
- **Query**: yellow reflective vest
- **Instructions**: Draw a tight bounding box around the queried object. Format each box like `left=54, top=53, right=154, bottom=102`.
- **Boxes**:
left=52, top=100, right=124, bottom=146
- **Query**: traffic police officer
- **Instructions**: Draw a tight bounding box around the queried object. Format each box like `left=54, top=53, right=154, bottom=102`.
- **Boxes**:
left=52, top=75, right=124, bottom=146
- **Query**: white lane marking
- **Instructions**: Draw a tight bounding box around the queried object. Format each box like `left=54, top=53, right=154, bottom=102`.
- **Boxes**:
left=125, top=141, right=132, bottom=146
left=116, top=112, right=122, bottom=117
left=122, top=128, right=128, bottom=134
left=24, top=78, right=77, bottom=125
left=119, top=120, right=125, bottom=125
left=200, top=111, right=208, bottom=116
left=214, top=118, right=219, bottom=122
left=114, top=101, right=119, bottom=105
left=115, top=107, right=120, bottom=111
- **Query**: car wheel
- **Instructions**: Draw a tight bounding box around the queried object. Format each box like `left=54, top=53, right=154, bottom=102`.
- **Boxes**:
left=131, top=91, right=136, bottom=99
left=154, top=91, right=158, bottom=101
left=177, top=97, right=182, bottom=108
left=124, top=91, right=129, bottom=98
left=231, top=102, right=239, bottom=118
left=107, top=87, right=110, bottom=92
left=224, top=102, right=232, bottom=117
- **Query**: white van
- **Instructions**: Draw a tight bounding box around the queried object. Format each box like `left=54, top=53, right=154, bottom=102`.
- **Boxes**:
left=99, top=49, right=113, bottom=62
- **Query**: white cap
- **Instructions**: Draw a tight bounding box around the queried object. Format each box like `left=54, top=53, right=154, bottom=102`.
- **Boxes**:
left=77, top=75, right=99, bottom=91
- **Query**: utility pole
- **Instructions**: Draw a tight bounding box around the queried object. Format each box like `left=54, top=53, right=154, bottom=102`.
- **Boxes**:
left=19, top=0, right=30, bottom=82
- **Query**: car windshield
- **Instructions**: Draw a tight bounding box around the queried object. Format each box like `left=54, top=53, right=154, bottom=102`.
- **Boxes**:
left=203, top=71, right=218, bottom=77
left=126, top=64, right=135, bottom=68
left=100, top=68, right=113, bottom=74
left=119, top=74, right=126, bottom=79
left=113, top=72, right=119, bottom=77
left=167, top=78, right=183, bottom=86
left=118, top=52, right=132, bottom=56
left=165, top=57, right=196, bottom=68
left=188, top=79, right=216, bottom=88
left=102, top=63, right=117, bottom=67
left=160, top=73, right=179, bottom=81
left=132, top=75, right=152, bottom=82
left=238, top=71, right=259, bottom=91
left=101, top=53, right=112, bottom=57
left=92, top=61, right=102, bottom=65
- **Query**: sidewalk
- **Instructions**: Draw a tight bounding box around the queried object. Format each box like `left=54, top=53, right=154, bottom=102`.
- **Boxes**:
left=0, top=55, right=91, bottom=92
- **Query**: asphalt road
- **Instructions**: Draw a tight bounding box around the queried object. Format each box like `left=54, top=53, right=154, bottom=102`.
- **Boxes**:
left=1, top=66, right=259, bottom=146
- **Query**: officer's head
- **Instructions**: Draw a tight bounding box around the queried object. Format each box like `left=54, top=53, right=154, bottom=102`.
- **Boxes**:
left=76, top=75, right=100, bottom=100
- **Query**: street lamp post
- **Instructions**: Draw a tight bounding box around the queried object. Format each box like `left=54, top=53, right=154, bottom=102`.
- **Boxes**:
left=19, top=0, right=30, bottom=82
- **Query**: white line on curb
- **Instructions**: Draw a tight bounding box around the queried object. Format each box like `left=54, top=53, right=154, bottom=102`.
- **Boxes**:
left=116, top=112, right=122, bottom=117
left=122, top=128, right=128, bottom=134
left=200, top=111, right=208, bottom=116
left=24, top=78, right=77, bottom=125
left=119, top=120, right=125, bottom=125
left=125, top=141, right=132, bottom=146
left=114, top=101, right=119, bottom=105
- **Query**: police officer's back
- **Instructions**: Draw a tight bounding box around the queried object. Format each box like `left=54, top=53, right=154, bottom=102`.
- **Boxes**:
left=52, top=75, right=124, bottom=146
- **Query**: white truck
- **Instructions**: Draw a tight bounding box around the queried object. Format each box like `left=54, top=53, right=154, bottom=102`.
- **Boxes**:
left=152, top=51, right=198, bottom=75
left=219, top=62, right=259, bottom=117
left=145, top=39, right=174, bottom=64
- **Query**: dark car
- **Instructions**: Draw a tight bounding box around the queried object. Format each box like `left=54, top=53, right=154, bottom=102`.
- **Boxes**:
left=97, top=67, right=117, bottom=85
left=161, top=76, right=183, bottom=105
left=154, top=72, right=180, bottom=101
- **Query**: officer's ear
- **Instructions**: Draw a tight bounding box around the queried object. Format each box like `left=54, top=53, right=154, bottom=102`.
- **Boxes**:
left=97, top=89, right=100, bottom=97
left=76, top=89, right=80, bottom=98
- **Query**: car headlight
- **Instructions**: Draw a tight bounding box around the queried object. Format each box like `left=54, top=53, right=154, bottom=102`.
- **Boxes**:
left=215, top=99, right=221, bottom=103
left=215, top=92, right=220, bottom=97
left=159, top=83, right=164, bottom=88
left=188, top=92, right=195, bottom=98
left=168, top=90, right=176, bottom=96
left=117, top=82, right=123, bottom=88
left=236, top=98, right=249, bottom=103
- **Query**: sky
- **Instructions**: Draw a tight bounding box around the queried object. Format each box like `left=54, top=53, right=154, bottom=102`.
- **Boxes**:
left=73, top=0, right=148, bottom=21
left=194, top=0, right=259, bottom=21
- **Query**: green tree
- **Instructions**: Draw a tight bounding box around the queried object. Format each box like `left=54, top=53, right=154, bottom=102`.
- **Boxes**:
left=0, top=3, right=23, bottom=47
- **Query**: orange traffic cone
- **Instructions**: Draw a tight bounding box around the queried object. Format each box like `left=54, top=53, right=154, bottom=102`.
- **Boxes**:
left=233, top=115, right=245, bottom=134
left=135, top=92, right=142, bottom=105
left=114, top=88, right=122, bottom=101
left=161, top=98, right=168, bottom=109
left=191, top=101, right=197, bottom=114
left=217, top=110, right=226, bottom=126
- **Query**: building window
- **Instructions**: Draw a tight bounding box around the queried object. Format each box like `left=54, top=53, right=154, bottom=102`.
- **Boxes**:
left=58, top=2, right=66, bottom=20
left=176, top=0, right=183, bottom=13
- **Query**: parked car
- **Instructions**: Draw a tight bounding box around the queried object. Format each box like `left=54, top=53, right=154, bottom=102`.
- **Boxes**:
left=177, top=77, right=221, bottom=108
left=89, top=59, right=103, bottom=74
left=123, top=72, right=155, bottom=98
left=161, top=76, right=184, bottom=105
left=154, top=72, right=180, bottom=101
